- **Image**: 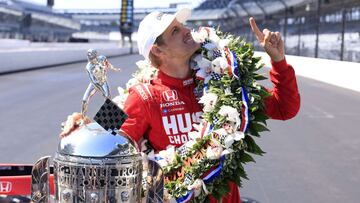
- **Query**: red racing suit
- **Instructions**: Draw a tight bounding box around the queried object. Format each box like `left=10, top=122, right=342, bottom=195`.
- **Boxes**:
left=121, top=58, right=300, bottom=202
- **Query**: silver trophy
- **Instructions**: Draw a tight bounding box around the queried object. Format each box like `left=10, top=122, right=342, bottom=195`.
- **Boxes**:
left=29, top=49, right=164, bottom=203
left=53, top=122, right=143, bottom=203
left=53, top=49, right=142, bottom=203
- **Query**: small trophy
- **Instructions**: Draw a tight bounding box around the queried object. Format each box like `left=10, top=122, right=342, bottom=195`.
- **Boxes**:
left=81, top=49, right=121, bottom=117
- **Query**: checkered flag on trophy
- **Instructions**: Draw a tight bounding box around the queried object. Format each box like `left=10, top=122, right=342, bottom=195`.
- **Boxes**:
left=94, top=98, right=128, bottom=134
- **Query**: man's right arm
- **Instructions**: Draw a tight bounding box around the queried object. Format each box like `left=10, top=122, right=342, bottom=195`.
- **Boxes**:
left=120, top=86, right=151, bottom=142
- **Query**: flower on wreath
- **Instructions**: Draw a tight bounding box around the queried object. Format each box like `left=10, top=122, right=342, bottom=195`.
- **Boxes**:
left=199, top=92, right=218, bottom=113
left=211, top=57, right=228, bottom=74
left=185, top=131, right=201, bottom=149
left=191, top=27, right=230, bottom=51
left=206, top=139, right=223, bottom=160
left=134, top=60, right=158, bottom=83
left=224, top=87, right=232, bottom=95
left=191, top=54, right=212, bottom=83
left=213, top=127, right=244, bottom=153
left=218, top=105, right=241, bottom=129
left=126, top=78, right=140, bottom=89
left=223, top=130, right=244, bottom=149
left=156, top=145, right=177, bottom=168
left=191, top=27, right=209, bottom=43
left=187, top=179, right=209, bottom=197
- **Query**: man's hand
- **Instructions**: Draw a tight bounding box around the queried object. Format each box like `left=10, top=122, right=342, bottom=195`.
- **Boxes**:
left=59, top=112, right=91, bottom=138
left=249, top=17, right=285, bottom=62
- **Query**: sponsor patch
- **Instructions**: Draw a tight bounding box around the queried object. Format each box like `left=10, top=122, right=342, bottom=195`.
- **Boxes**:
left=183, top=78, right=193, bottom=86
left=135, top=85, right=149, bottom=100
left=162, top=90, right=178, bottom=102
left=0, top=181, right=12, bottom=193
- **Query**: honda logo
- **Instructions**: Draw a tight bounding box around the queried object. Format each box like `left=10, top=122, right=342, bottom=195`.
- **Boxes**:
left=0, top=181, right=12, bottom=193
left=162, top=90, right=178, bottom=102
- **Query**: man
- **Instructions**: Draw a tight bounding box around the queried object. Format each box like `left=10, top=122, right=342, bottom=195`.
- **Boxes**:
left=61, top=8, right=300, bottom=203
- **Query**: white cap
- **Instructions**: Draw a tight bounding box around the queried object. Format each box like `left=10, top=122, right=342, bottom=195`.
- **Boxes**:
left=137, top=8, right=191, bottom=60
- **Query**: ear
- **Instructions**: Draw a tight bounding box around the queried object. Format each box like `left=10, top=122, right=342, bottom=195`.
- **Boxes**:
left=150, top=45, right=164, bottom=57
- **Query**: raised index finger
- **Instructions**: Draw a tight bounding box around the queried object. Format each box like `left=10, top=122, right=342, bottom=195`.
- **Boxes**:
left=249, top=17, right=264, bottom=41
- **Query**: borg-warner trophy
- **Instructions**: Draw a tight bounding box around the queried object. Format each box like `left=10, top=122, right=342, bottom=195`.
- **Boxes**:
left=29, top=49, right=164, bottom=203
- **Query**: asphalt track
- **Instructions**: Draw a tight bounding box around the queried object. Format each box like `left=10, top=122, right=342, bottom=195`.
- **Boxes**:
left=0, top=54, right=359, bottom=203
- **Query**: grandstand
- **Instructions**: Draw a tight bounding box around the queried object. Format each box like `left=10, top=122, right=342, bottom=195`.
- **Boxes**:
left=0, top=0, right=80, bottom=42
left=189, top=0, right=360, bottom=62
left=0, top=0, right=358, bottom=62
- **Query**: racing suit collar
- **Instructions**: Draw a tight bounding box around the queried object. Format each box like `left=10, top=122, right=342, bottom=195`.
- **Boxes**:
left=157, top=70, right=194, bottom=88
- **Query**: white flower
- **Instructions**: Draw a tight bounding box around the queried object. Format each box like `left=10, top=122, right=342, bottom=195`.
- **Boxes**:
left=191, top=28, right=208, bottom=43
left=187, top=179, right=208, bottom=197
left=191, top=54, right=202, bottom=64
left=206, top=140, right=223, bottom=160
left=195, top=67, right=206, bottom=80
left=218, top=106, right=240, bottom=129
left=222, top=148, right=234, bottom=155
left=224, top=87, right=232, bottom=95
left=135, top=60, right=151, bottom=69
left=208, top=28, right=220, bottom=44
left=204, top=42, right=217, bottom=51
left=198, top=58, right=212, bottom=70
left=199, top=93, right=218, bottom=112
left=233, top=131, right=245, bottom=141
left=191, top=55, right=212, bottom=77
left=134, top=60, right=158, bottom=83
left=213, top=128, right=227, bottom=136
left=206, top=50, right=214, bottom=60
left=188, top=130, right=201, bottom=141
left=195, top=67, right=212, bottom=84
left=126, top=78, right=140, bottom=89
left=224, top=135, right=235, bottom=148
left=112, top=87, right=128, bottom=109
left=156, top=145, right=176, bottom=168
left=185, top=139, right=197, bottom=149
left=224, top=131, right=244, bottom=149
left=211, top=57, right=228, bottom=74
left=217, top=39, right=230, bottom=49
left=192, top=122, right=203, bottom=132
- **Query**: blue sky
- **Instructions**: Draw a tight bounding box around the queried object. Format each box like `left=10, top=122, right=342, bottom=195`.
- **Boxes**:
left=22, top=0, right=199, bottom=9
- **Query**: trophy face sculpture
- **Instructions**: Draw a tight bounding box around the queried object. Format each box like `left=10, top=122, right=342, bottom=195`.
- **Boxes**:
left=53, top=49, right=142, bottom=203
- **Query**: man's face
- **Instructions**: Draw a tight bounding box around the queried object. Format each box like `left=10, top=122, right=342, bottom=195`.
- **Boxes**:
left=158, top=19, right=200, bottom=60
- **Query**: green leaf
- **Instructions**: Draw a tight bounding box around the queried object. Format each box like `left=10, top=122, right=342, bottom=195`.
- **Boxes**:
left=240, top=152, right=256, bottom=163
left=254, top=73, right=268, bottom=80
left=251, top=122, right=270, bottom=132
left=252, top=110, right=269, bottom=125
left=244, top=135, right=266, bottom=155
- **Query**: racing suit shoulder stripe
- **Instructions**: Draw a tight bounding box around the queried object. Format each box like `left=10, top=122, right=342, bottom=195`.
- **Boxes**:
left=133, top=84, right=153, bottom=101
left=142, top=84, right=153, bottom=99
